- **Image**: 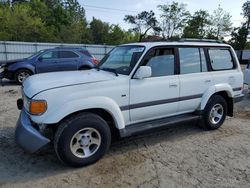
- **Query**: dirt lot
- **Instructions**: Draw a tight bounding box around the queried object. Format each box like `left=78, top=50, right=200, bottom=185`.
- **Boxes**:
left=0, top=81, right=250, bottom=188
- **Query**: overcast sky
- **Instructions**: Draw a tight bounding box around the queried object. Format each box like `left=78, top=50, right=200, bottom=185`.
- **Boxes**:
left=81, top=0, right=245, bottom=30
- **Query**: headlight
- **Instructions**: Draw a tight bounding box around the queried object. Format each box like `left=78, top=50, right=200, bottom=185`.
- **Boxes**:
left=29, top=100, right=47, bottom=115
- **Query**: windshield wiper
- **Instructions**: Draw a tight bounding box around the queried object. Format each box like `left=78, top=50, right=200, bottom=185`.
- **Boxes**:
left=99, top=67, right=119, bottom=76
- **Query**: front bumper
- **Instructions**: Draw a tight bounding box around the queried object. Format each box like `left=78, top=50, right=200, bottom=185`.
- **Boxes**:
left=15, top=110, right=50, bottom=153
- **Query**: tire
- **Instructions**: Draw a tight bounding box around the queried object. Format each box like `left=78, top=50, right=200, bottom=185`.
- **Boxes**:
left=14, top=69, right=32, bottom=84
left=79, top=66, right=91, bottom=70
left=54, top=113, right=111, bottom=167
left=200, top=95, right=227, bottom=130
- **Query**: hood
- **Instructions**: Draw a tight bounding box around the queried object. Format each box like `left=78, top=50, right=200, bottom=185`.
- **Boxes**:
left=0, top=58, right=27, bottom=66
left=23, top=69, right=115, bottom=98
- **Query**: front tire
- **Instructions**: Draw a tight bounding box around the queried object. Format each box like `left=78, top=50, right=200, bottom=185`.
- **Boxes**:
left=14, top=69, right=32, bottom=84
left=200, top=95, right=227, bottom=130
left=54, top=113, right=111, bottom=167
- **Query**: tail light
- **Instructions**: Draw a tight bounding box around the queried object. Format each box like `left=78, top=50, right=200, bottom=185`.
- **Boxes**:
left=92, top=56, right=99, bottom=65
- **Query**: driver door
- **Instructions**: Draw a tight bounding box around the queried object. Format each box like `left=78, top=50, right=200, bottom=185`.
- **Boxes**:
left=35, top=51, right=59, bottom=73
left=129, top=47, right=179, bottom=123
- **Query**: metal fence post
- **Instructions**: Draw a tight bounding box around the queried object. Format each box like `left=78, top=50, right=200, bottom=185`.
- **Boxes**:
left=34, top=43, right=38, bottom=53
left=3, top=41, right=7, bottom=61
left=104, top=44, right=107, bottom=55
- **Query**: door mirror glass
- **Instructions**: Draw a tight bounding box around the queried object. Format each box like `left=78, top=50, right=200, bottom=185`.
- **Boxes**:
left=38, top=56, right=43, bottom=61
left=134, top=66, right=152, bottom=79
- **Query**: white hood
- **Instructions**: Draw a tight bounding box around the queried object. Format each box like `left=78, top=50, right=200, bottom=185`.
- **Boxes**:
left=23, top=69, right=114, bottom=98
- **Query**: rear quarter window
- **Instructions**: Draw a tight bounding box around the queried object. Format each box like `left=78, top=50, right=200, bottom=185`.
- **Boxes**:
left=78, top=50, right=92, bottom=58
left=208, top=49, right=234, bottom=70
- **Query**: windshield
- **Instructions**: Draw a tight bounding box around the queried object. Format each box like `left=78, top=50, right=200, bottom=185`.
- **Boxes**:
left=98, top=45, right=145, bottom=75
left=27, top=50, right=44, bottom=59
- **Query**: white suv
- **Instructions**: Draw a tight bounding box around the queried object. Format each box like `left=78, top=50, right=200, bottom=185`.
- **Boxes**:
left=15, top=40, right=244, bottom=167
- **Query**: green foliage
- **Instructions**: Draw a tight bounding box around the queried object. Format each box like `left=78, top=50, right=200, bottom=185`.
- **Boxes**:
left=230, top=26, right=248, bottom=50
left=182, top=10, right=210, bottom=39
left=124, top=10, right=161, bottom=42
left=158, top=1, right=190, bottom=39
left=0, top=0, right=138, bottom=44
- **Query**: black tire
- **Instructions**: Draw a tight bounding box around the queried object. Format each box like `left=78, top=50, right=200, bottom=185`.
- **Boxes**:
left=200, top=95, right=227, bottom=130
left=79, top=66, right=91, bottom=70
left=14, top=69, right=32, bottom=84
left=54, top=112, right=111, bottom=167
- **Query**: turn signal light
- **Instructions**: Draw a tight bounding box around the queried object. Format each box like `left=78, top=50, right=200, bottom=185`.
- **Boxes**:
left=29, top=100, right=47, bottom=115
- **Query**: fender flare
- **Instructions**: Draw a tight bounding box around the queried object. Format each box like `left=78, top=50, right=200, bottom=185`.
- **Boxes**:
left=199, top=83, right=233, bottom=110
left=40, top=96, right=126, bottom=130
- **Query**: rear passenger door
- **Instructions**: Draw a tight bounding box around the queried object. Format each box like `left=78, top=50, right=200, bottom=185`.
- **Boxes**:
left=56, top=50, right=79, bottom=71
left=178, top=47, right=213, bottom=114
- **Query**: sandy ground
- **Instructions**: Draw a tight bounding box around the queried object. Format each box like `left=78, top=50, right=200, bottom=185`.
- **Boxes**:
left=0, top=80, right=250, bottom=188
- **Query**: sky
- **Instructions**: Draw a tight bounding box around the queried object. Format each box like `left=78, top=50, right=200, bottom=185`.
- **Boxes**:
left=80, top=0, right=246, bottom=30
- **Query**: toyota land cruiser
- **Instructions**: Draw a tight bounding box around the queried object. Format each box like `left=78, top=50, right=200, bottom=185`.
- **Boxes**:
left=15, top=39, right=244, bottom=167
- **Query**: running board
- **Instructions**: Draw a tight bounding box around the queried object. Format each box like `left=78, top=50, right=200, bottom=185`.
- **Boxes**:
left=119, top=114, right=201, bottom=137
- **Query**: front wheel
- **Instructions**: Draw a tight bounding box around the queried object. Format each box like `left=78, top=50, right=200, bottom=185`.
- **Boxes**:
left=200, top=95, right=227, bottom=130
left=54, top=113, right=111, bottom=167
left=14, top=69, right=32, bottom=84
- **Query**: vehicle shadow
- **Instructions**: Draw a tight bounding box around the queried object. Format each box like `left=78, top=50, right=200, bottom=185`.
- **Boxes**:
left=0, top=122, right=204, bottom=185
left=0, top=79, right=17, bottom=86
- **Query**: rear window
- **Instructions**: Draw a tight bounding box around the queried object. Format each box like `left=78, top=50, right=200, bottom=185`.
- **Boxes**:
left=208, top=49, right=234, bottom=70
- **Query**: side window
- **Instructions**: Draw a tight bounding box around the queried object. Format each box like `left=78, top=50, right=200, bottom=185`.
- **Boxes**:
left=59, top=51, right=79, bottom=59
left=179, top=48, right=202, bottom=74
left=142, top=48, right=175, bottom=77
left=208, top=49, right=234, bottom=70
left=40, top=51, right=58, bottom=60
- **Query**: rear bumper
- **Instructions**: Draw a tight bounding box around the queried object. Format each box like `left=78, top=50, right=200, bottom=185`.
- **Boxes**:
left=233, top=94, right=244, bottom=103
left=15, top=110, right=50, bottom=153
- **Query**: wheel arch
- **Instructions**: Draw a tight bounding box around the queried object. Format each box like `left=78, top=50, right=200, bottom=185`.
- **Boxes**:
left=200, top=84, right=234, bottom=117
left=57, top=108, right=119, bottom=136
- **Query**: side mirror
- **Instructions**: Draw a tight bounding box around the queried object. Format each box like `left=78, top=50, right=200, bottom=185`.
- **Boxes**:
left=38, top=57, right=43, bottom=61
left=134, top=66, right=152, bottom=79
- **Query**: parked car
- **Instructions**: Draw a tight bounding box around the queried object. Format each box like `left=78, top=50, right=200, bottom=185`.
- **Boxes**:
left=0, top=47, right=98, bottom=84
left=15, top=39, right=244, bottom=167
left=244, top=60, right=250, bottom=93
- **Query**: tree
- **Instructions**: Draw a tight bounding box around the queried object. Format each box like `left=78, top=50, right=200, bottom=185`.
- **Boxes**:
left=242, top=0, right=250, bottom=29
left=182, top=10, right=210, bottom=39
left=158, top=1, right=190, bottom=39
left=124, top=10, right=161, bottom=42
left=0, top=3, right=53, bottom=42
left=230, top=26, right=248, bottom=50
left=89, top=17, right=110, bottom=44
left=209, top=5, right=232, bottom=39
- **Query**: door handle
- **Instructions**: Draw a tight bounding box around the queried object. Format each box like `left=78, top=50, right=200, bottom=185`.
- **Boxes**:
left=169, top=84, right=178, bottom=88
left=205, top=80, right=211, bottom=83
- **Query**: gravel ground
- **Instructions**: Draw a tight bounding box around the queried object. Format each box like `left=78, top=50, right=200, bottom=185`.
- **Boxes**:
left=0, top=80, right=250, bottom=188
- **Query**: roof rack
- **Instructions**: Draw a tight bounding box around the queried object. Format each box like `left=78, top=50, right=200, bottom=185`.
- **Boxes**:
left=179, top=38, right=224, bottom=44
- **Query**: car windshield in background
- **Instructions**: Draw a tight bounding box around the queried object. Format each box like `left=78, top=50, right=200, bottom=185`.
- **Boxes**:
left=27, top=50, right=44, bottom=59
left=98, top=45, right=145, bottom=75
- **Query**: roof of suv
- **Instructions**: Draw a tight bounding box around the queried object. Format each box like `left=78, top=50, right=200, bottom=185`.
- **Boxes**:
left=54, top=46, right=88, bottom=50
left=121, top=41, right=231, bottom=48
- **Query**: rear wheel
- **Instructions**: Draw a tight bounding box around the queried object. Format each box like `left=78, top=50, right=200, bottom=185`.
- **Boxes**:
left=200, top=95, right=227, bottom=130
left=54, top=113, right=111, bottom=167
left=14, top=69, right=32, bottom=84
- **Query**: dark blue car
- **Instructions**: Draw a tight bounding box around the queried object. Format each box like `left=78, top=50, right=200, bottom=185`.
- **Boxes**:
left=0, top=47, right=98, bottom=84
